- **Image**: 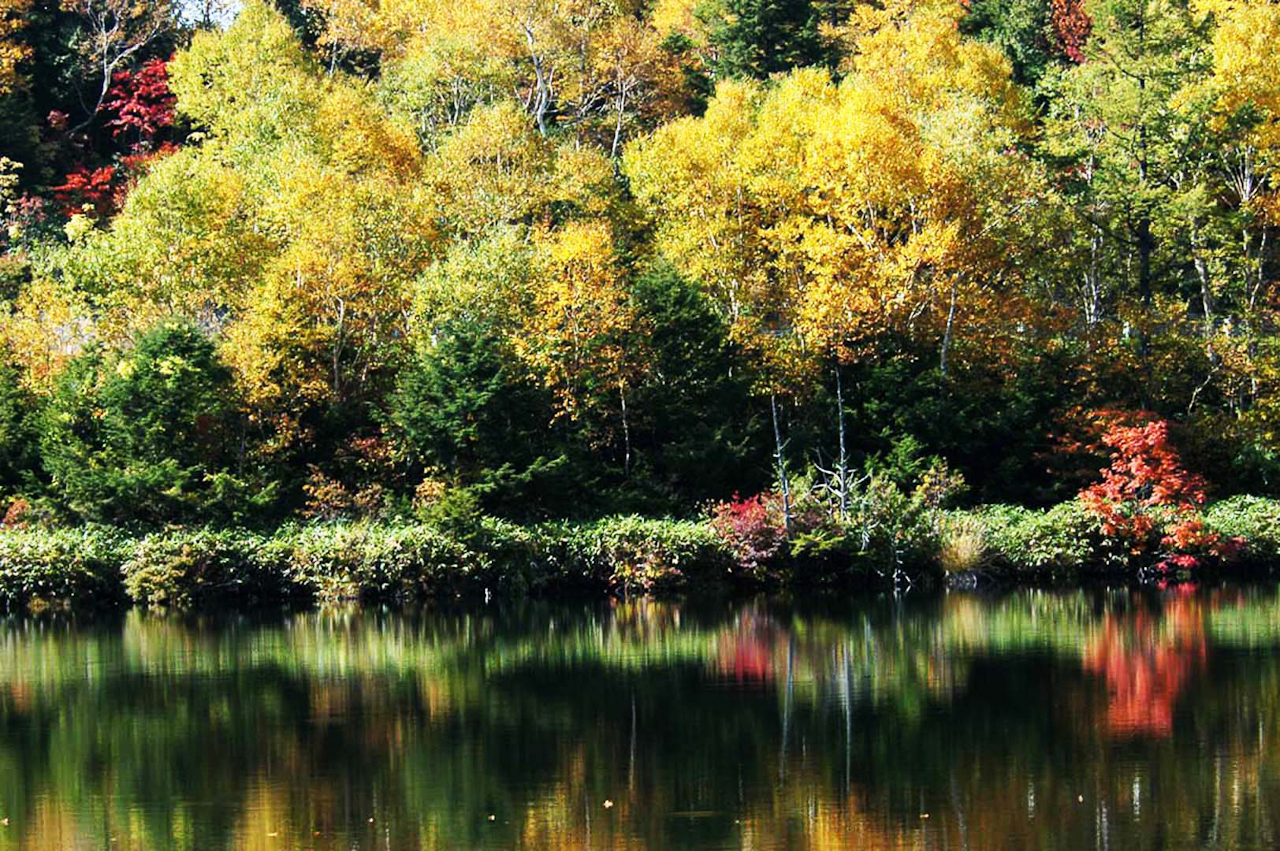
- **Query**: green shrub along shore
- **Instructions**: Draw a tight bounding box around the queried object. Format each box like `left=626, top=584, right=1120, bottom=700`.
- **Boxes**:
left=4, top=495, right=1280, bottom=612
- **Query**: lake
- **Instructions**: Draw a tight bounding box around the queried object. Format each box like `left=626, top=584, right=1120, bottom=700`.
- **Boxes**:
left=2, top=585, right=1280, bottom=849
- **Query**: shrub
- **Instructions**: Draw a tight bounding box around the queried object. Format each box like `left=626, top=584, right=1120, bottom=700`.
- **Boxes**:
left=707, top=493, right=786, bottom=580
left=0, top=526, right=129, bottom=610
left=1205, top=496, right=1280, bottom=565
left=842, top=474, right=942, bottom=573
left=538, top=516, right=731, bottom=593
left=973, top=501, right=1107, bottom=575
left=122, top=529, right=289, bottom=608
left=279, top=522, right=484, bottom=602
left=713, top=466, right=951, bottom=585
left=761, top=474, right=942, bottom=584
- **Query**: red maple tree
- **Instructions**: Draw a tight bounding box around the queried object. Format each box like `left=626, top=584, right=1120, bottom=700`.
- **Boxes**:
left=1079, top=411, right=1220, bottom=564
left=103, top=57, right=176, bottom=144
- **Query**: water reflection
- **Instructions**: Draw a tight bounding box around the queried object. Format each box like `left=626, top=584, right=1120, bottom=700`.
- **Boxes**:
left=0, top=586, right=1279, bottom=848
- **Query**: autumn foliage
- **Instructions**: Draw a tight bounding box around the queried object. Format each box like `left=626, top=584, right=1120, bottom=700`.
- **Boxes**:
left=51, top=164, right=117, bottom=216
left=104, top=58, right=176, bottom=143
left=6, top=0, right=1280, bottom=556
left=1050, top=0, right=1091, bottom=63
left=1079, top=411, right=1222, bottom=566
left=708, top=493, right=786, bottom=578
left=1081, top=589, right=1207, bottom=737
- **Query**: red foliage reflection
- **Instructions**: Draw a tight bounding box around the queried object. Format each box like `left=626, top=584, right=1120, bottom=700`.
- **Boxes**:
left=1081, top=590, right=1207, bottom=737
left=717, top=610, right=780, bottom=683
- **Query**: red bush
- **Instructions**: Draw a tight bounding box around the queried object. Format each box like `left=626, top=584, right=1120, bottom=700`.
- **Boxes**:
left=708, top=493, right=786, bottom=578
left=1079, top=411, right=1224, bottom=566
left=52, top=165, right=118, bottom=216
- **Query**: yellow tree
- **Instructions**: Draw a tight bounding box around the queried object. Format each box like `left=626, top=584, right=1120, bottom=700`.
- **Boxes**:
left=0, top=0, right=31, bottom=97
left=315, top=0, right=689, bottom=149
left=626, top=0, right=1041, bottom=520
left=424, top=99, right=619, bottom=239
left=627, top=2, right=1036, bottom=371
left=516, top=220, right=644, bottom=470
left=16, top=2, right=439, bottom=455
left=1195, top=0, right=1280, bottom=312
left=1185, top=0, right=1280, bottom=437
left=594, top=16, right=682, bottom=157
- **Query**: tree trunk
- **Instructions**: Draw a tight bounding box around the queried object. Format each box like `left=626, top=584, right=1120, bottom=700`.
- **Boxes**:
left=835, top=360, right=848, bottom=521
left=940, top=279, right=958, bottom=379
left=523, top=24, right=551, bottom=135
left=1191, top=227, right=1214, bottom=337
left=1137, top=214, right=1153, bottom=308
left=771, top=393, right=792, bottom=536
left=619, top=381, right=631, bottom=478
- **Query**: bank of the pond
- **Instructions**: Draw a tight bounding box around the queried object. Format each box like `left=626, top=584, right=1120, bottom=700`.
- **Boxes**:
left=0, top=517, right=735, bottom=610
left=2, top=495, right=1280, bottom=610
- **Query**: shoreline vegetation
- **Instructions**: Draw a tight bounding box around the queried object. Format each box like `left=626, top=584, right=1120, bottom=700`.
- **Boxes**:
left=4, top=494, right=1280, bottom=612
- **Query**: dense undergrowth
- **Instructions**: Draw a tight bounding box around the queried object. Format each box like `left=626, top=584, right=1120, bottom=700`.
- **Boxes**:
left=4, top=494, right=1280, bottom=612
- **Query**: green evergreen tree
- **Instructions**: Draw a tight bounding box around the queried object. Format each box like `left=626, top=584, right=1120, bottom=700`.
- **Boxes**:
left=0, top=362, right=38, bottom=495
left=960, top=0, right=1054, bottom=87
left=626, top=264, right=767, bottom=505
left=39, top=321, right=267, bottom=525
left=391, top=318, right=571, bottom=518
left=703, top=0, right=832, bottom=80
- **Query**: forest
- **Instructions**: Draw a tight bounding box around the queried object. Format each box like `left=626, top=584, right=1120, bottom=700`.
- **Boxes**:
left=1, top=0, right=1280, bottom=601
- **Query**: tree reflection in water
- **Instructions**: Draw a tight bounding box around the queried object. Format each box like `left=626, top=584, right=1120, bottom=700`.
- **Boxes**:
left=1081, top=585, right=1208, bottom=737
left=0, top=586, right=1279, bottom=849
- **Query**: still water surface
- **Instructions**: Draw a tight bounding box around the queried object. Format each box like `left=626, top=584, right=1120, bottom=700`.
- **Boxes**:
left=2, top=586, right=1280, bottom=849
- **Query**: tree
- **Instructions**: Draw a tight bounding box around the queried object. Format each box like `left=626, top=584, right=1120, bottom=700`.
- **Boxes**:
left=0, top=362, right=38, bottom=495
left=625, top=263, right=767, bottom=504
left=102, top=55, right=175, bottom=146
left=703, top=0, right=833, bottom=80
left=626, top=3, right=1038, bottom=376
left=960, top=0, right=1055, bottom=85
left=1040, top=0, right=1215, bottom=322
left=516, top=221, right=641, bottom=463
left=627, top=3, right=1045, bottom=524
left=1050, top=0, right=1090, bottom=62
left=0, top=0, right=32, bottom=97
left=311, top=0, right=692, bottom=146
left=61, top=0, right=177, bottom=130
left=39, top=321, right=265, bottom=524
left=20, top=2, right=436, bottom=475
left=391, top=318, right=568, bottom=517
left=1079, top=410, right=1221, bottom=561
